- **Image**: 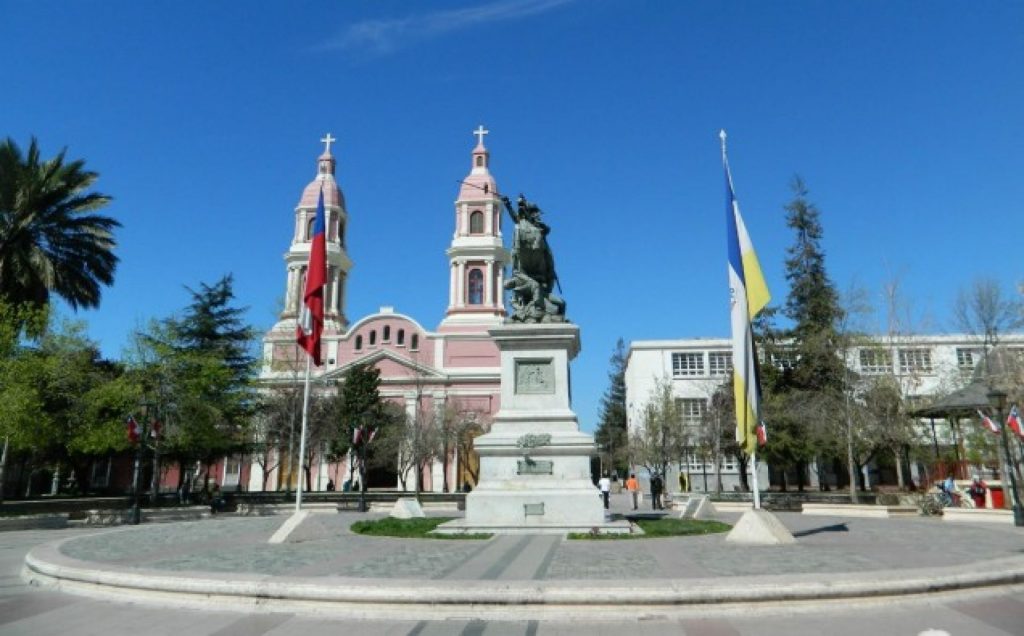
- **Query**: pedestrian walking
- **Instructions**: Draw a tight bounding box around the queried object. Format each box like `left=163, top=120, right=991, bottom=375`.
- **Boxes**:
left=650, top=473, right=664, bottom=510
left=626, top=473, right=640, bottom=510
left=598, top=473, right=611, bottom=510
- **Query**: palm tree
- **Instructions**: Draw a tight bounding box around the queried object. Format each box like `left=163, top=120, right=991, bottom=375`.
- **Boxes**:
left=0, top=137, right=120, bottom=310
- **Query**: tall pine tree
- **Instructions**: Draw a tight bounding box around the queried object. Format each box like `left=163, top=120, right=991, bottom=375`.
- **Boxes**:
left=594, top=338, right=628, bottom=476
left=762, top=177, right=845, bottom=490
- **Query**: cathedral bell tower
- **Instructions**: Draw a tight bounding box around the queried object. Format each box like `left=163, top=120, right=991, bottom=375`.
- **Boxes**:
left=263, top=134, right=353, bottom=372
left=440, top=125, right=508, bottom=328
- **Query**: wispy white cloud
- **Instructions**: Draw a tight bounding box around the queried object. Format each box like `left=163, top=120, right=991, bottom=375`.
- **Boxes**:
left=326, top=0, right=575, bottom=56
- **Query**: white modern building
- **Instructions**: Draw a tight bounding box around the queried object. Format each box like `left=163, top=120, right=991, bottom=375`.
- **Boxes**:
left=626, top=333, right=1024, bottom=494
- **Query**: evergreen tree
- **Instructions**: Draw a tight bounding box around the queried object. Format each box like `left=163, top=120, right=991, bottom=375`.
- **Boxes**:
left=594, top=338, right=629, bottom=476
left=782, top=177, right=845, bottom=393
left=762, top=177, right=845, bottom=490
left=172, top=275, right=255, bottom=382
left=132, top=275, right=256, bottom=490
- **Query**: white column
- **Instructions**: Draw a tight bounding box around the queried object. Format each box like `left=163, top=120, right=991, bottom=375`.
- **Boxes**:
left=485, top=261, right=494, bottom=309
left=456, top=261, right=466, bottom=307
left=495, top=267, right=504, bottom=307
left=449, top=263, right=457, bottom=308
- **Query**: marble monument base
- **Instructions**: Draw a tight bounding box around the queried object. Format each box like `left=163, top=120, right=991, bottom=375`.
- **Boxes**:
left=435, top=323, right=631, bottom=536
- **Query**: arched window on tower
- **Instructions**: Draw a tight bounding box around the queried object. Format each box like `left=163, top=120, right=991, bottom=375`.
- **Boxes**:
left=410, top=334, right=419, bottom=351
left=468, top=269, right=484, bottom=305
left=369, top=330, right=377, bottom=346
left=355, top=335, right=363, bottom=351
left=397, top=329, right=405, bottom=346
left=306, top=216, right=315, bottom=241
left=469, top=211, right=484, bottom=234
left=383, top=325, right=391, bottom=342
left=476, top=156, right=484, bottom=167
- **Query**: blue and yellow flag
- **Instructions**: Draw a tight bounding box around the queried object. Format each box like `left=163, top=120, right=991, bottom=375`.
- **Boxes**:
left=723, top=132, right=770, bottom=455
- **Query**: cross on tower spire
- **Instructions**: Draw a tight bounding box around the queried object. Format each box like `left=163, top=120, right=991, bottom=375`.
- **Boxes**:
left=473, top=125, right=489, bottom=146
left=320, top=133, right=336, bottom=154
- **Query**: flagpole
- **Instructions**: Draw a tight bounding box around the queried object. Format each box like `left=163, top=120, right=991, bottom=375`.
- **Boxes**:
left=751, top=449, right=761, bottom=510
left=295, top=354, right=313, bottom=514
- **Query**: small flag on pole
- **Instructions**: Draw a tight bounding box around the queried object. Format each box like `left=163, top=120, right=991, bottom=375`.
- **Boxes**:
left=756, top=421, right=768, bottom=446
left=723, top=131, right=771, bottom=456
left=1007, top=405, right=1023, bottom=438
left=977, top=409, right=1001, bottom=435
left=296, top=186, right=327, bottom=366
left=126, top=415, right=141, bottom=444
left=150, top=419, right=162, bottom=440
left=352, top=426, right=363, bottom=446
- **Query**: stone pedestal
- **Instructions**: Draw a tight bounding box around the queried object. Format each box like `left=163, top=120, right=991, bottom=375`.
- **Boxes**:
left=437, top=323, right=628, bottom=535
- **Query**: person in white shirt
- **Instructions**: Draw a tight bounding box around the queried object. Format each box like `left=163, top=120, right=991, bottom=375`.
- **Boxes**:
left=598, top=473, right=612, bottom=510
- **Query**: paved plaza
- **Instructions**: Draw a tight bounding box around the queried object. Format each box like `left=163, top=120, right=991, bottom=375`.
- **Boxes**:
left=4, top=495, right=1024, bottom=634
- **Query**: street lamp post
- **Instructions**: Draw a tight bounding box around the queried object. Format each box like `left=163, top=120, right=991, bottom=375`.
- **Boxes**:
left=128, top=402, right=152, bottom=525
left=987, top=388, right=1024, bottom=527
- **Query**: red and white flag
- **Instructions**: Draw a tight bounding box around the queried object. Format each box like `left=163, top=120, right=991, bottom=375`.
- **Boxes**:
left=296, top=186, right=327, bottom=366
left=1007, top=405, right=1023, bottom=439
left=126, top=415, right=141, bottom=444
left=352, top=426, right=362, bottom=446
left=150, top=419, right=162, bottom=440
left=977, top=409, right=1001, bottom=435
left=756, top=421, right=768, bottom=446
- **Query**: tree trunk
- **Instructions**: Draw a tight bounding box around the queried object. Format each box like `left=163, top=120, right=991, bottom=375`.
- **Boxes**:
left=893, top=447, right=905, bottom=490
left=0, top=436, right=8, bottom=503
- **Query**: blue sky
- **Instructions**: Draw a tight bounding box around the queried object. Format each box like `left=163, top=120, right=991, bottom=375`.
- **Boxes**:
left=3, top=1, right=1023, bottom=430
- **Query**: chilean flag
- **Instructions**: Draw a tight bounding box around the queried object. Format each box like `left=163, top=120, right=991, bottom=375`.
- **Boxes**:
left=977, top=409, right=1001, bottom=435
left=126, top=415, right=141, bottom=444
left=756, top=421, right=768, bottom=446
left=297, top=187, right=327, bottom=365
left=1007, top=405, right=1023, bottom=439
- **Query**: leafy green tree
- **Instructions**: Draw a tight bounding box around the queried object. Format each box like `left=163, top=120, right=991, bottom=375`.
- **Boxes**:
left=131, top=276, right=256, bottom=492
left=629, top=378, right=685, bottom=481
left=0, top=137, right=120, bottom=310
left=595, top=338, right=629, bottom=477
left=332, top=363, right=392, bottom=503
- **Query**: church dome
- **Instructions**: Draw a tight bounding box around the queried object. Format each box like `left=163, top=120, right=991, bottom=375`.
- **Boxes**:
left=298, top=138, right=346, bottom=210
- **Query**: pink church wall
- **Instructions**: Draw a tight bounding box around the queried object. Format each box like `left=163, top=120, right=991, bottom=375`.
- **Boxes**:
left=335, top=316, right=435, bottom=367
left=444, top=338, right=500, bottom=367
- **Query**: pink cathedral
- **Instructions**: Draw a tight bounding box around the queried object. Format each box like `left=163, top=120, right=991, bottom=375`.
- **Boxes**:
left=255, top=128, right=507, bottom=492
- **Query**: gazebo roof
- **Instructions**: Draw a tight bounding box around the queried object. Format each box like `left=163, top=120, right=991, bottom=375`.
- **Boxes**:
left=909, top=381, right=992, bottom=418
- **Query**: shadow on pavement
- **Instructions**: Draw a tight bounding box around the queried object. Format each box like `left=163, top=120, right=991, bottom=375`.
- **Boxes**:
left=792, top=522, right=849, bottom=537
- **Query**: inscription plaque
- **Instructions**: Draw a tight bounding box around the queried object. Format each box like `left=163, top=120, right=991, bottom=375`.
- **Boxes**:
left=515, top=360, right=554, bottom=394
left=517, top=459, right=554, bottom=475
left=523, top=503, right=545, bottom=516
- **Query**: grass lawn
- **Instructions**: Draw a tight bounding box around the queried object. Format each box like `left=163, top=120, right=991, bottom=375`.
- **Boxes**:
left=350, top=517, right=492, bottom=540
left=568, top=518, right=732, bottom=540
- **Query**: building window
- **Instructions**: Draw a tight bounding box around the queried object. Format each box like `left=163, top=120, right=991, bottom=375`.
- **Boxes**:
left=956, top=348, right=978, bottom=374
left=355, top=335, right=363, bottom=350
left=223, top=456, right=241, bottom=486
left=383, top=325, right=391, bottom=342
left=671, top=352, right=704, bottom=377
left=476, top=156, right=484, bottom=167
left=306, top=217, right=315, bottom=241
left=369, top=330, right=377, bottom=346
left=468, top=269, right=484, bottom=304
left=775, top=349, right=799, bottom=370
left=469, top=211, right=484, bottom=234
left=410, top=334, right=419, bottom=350
left=397, top=329, right=405, bottom=346
left=708, top=352, right=732, bottom=376
left=859, top=349, right=892, bottom=375
left=899, top=348, right=933, bottom=374
left=676, top=398, right=706, bottom=426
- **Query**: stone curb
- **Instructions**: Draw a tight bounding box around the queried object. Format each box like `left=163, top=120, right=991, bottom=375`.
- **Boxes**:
left=22, top=536, right=1024, bottom=620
